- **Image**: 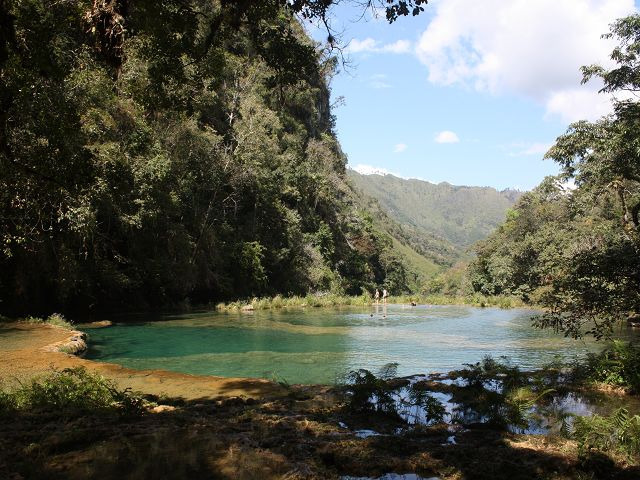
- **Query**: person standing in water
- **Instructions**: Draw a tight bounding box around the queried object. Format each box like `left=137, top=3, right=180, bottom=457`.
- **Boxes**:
left=374, top=288, right=380, bottom=305
left=382, top=288, right=388, bottom=304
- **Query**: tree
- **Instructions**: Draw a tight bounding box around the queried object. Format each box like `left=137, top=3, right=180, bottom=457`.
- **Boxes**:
left=470, top=15, right=640, bottom=339
left=539, top=15, right=640, bottom=338
left=0, top=0, right=415, bottom=314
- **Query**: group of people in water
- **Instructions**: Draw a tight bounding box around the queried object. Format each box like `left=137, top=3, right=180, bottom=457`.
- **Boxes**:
left=373, top=288, right=418, bottom=307
left=373, top=288, right=388, bottom=304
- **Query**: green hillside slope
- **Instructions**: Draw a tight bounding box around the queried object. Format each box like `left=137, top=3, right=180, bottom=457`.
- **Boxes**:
left=348, top=171, right=521, bottom=249
left=348, top=189, right=451, bottom=289
left=351, top=187, right=459, bottom=266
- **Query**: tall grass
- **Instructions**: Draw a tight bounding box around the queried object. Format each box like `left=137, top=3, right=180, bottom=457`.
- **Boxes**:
left=21, top=313, right=74, bottom=329
left=216, top=293, right=527, bottom=311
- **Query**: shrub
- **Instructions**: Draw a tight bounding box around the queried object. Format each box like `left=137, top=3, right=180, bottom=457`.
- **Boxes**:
left=45, top=313, right=74, bottom=329
left=578, top=341, right=640, bottom=392
left=3, top=367, right=145, bottom=416
left=345, top=368, right=398, bottom=415
left=573, top=408, right=640, bottom=459
left=343, top=364, right=446, bottom=426
left=20, top=313, right=74, bottom=329
left=0, top=388, right=16, bottom=413
left=450, top=356, right=552, bottom=430
left=407, top=387, right=446, bottom=425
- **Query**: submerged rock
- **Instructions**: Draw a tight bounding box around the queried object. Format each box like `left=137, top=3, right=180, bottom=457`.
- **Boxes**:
left=82, top=320, right=113, bottom=328
left=386, top=378, right=411, bottom=389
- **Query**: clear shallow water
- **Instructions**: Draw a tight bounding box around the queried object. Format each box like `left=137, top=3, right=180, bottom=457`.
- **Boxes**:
left=0, top=327, right=34, bottom=351
left=85, top=305, right=606, bottom=384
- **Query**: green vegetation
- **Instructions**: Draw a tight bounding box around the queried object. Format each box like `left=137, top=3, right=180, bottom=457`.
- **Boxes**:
left=573, top=341, right=640, bottom=393
left=0, top=367, right=145, bottom=416
left=343, top=364, right=446, bottom=425
left=468, top=15, right=640, bottom=339
left=5, top=370, right=638, bottom=480
left=350, top=186, right=456, bottom=284
left=573, top=408, right=640, bottom=460
left=1, top=354, right=639, bottom=479
left=214, top=293, right=527, bottom=311
left=217, top=293, right=371, bottom=311
left=0, top=0, right=430, bottom=317
left=423, top=260, right=474, bottom=297
left=448, top=356, right=554, bottom=431
left=3, top=3, right=640, bottom=479
left=349, top=170, right=521, bottom=252
left=19, top=313, right=74, bottom=329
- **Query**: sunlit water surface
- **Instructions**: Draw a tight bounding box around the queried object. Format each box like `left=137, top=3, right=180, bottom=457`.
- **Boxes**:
left=84, top=305, right=626, bottom=384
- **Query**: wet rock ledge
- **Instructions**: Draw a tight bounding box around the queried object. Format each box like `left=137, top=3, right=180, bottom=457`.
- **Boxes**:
left=43, top=328, right=88, bottom=355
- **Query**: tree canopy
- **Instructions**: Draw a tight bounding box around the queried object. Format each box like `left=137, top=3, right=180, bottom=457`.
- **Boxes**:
left=469, top=15, right=640, bottom=339
left=0, top=0, right=420, bottom=315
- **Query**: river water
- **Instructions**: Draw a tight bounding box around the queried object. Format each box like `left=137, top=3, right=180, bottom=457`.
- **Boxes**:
left=83, top=305, right=629, bottom=384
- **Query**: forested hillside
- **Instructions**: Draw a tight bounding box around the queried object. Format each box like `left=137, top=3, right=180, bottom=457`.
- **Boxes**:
left=348, top=170, right=521, bottom=259
left=0, top=0, right=429, bottom=315
left=351, top=185, right=461, bottom=270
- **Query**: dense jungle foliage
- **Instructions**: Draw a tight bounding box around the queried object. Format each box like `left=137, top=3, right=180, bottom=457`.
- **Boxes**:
left=0, top=0, right=423, bottom=315
left=469, top=15, right=640, bottom=339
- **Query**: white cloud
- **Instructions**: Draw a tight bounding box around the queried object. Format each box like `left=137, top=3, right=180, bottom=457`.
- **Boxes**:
left=352, top=164, right=397, bottom=176
left=509, top=142, right=552, bottom=157
left=369, top=73, right=391, bottom=89
left=370, top=80, right=391, bottom=89
left=348, top=38, right=412, bottom=54
left=435, top=131, right=460, bottom=144
left=394, top=143, right=408, bottom=153
left=350, top=164, right=433, bottom=183
left=415, top=0, right=636, bottom=122
left=382, top=40, right=412, bottom=54
left=545, top=88, right=620, bottom=122
left=348, top=38, right=377, bottom=53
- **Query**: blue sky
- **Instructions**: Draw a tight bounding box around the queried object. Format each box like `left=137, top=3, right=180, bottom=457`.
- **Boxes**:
left=306, top=0, right=638, bottom=190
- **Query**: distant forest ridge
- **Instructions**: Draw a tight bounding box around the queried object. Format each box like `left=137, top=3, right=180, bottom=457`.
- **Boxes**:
left=348, top=169, right=522, bottom=254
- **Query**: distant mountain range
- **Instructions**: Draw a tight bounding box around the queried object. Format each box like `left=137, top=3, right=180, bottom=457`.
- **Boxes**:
left=348, top=169, right=522, bottom=271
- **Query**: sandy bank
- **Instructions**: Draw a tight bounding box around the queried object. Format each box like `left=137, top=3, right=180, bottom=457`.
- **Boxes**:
left=0, top=322, right=284, bottom=400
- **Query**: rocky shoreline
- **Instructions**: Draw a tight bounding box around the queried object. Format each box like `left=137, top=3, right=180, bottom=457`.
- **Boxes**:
left=42, top=328, right=88, bottom=355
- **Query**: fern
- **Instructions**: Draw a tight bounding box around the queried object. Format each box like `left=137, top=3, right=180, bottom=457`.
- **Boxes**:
left=573, top=408, right=640, bottom=460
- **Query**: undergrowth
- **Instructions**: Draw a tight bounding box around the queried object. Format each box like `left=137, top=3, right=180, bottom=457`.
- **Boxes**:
left=449, top=356, right=554, bottom=431
left=573, top=341, right=640, bottom=393
left=22, top=313, right=74, bottom=329
left=572, top=408, right=640, bottom=460
left=343, top=363, right=446, bottom=426
left=0, top=367, right=145, bottom=417
left=216, top=293, right=527, bottom=311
